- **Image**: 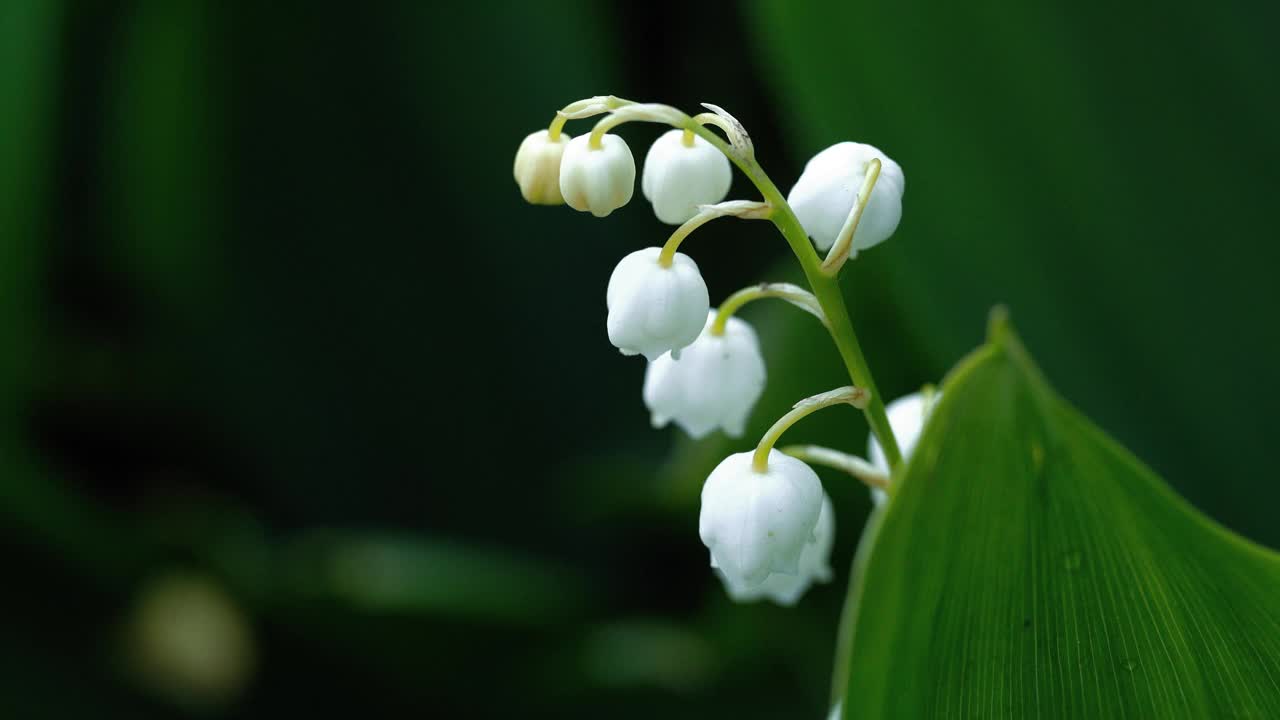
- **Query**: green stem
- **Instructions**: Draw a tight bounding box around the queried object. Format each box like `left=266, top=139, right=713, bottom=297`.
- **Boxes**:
left=710, top=282, right=824, bottom=335
left=751, top=387, right=868, bottom=473
left=658, top=207, right=727, bottom=267
left=683, top=120, right=904, bottom=468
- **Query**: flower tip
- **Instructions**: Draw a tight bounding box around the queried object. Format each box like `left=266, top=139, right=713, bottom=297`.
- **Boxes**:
left=681, top=423, right=714, bottom=440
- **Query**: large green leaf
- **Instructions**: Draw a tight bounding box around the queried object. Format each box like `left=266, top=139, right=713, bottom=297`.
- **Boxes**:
left=746, top=0, right=1280, bottom=548
left=839, top=315, right=1280, bottom=717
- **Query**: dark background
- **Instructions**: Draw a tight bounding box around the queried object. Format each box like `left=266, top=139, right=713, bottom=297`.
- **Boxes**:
left=3, top=0, right=1278, bottom=717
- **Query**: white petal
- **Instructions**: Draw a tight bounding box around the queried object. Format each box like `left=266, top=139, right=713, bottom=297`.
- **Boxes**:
left=641, top=311, right=766, bottom=439
left=867, top=391, right=939, bottom=503
left=699, top=451, right=823, bottom=590
left=559, top=134, right=636, bottom=217
left=717, top=494, right=835, bottom=606
left=787, top=141, right=904, bottom=251
left=642, top=129, right=733, bottom=225
left=607, top=248, right=709, bottom=361
left=513, top=129, right=570, bottom=205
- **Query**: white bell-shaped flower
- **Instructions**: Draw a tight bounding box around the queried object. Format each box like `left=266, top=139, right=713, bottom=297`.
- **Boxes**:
left=559, top=133, right=636, bottom=217
left=720, top=493, right=835, bottom=606
left=606, top=247, right=709, bottom=361
left=787, top=141, right=905, bottom=252
left=641, top=129, right=732, bottom=224
left=512, top=129, right=571, bottom=205
left=699, top=449, right=824, bottom=589
left=642, top=311, right=765, bottom=438
left=867, top=391, right=938, bottom=505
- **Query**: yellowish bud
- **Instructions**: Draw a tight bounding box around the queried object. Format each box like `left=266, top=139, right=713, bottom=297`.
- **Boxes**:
left=513, top=129, right=570, bottom=205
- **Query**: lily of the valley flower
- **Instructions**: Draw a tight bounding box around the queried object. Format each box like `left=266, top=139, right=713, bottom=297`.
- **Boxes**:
left=512, top=129, right=571, bottom=205
left=559, top=133, right=636, bottom=217
left=720, top=493, right=834, bottom=606
left=606, top=247, right=709, bottom=361
left=788, top=141, right=905, bottom=253
left=641, top=129, right=732, bottom=224
left=867, top=391, right=938, bottom=504
left=699, top=449, right=824, bottom=590
left=643, top=310, right=765, bottom=438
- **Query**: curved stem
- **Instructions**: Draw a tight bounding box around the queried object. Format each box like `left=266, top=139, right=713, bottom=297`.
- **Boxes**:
left=753, top=387, right=868, bottom=473
left=550, top=95, right=635, bottom=144
left=588, top=103, right=684, bottom=149
left=678, top=118, right=904, bottom=468
left=711, top=283, right=826, bottom=335
left=693, top=112, right=735, bottom=138
left=658, top=210, right=724, bottom=267
left=780, top=444, right=890, bottom=491
left=658, top=200, right=771, bottom=268
left=548, top=97, right=902, bottom=466
left=547, top=113, right=568, bottom=142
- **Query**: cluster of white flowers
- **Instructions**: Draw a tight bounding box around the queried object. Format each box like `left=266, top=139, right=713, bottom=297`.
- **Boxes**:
left=515, top=96, right=933, bottom=609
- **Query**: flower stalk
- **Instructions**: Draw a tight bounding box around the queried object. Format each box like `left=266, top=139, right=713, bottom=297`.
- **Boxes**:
left=780, top=444, right=890, bottom=492
left=528, top=96, right=907, bottom=468
left=752, top=387, right=869, bottom=473
left=658, top=200, right=771, bottom=267
left=678, top=118, right=904, bottom=468
left=711, top=283, right=826, bottom=334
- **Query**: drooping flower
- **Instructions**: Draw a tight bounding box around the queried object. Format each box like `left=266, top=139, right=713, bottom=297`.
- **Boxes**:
left=787, top=141, right=905, bottom=253
left=641, top=129, right=732, bottom=224
left=719, top=493, right=835, bottom=606
left=699, top=449, right=824, bottom=589
left=867, top=391, right=938, bottom=504
left=643, top=310, right=765, bottom=438
left=558, top=133, right=636, bottom=217
left=512, top=129, right=571, bottom=205
left=606, top=247, right=709, bottom=361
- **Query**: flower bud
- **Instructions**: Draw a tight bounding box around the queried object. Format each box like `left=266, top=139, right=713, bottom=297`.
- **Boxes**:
left=641, top=129, right=732, bottom=224
left=607, top=247, right=709, bottom=361
left=787, top=141, right=905, bottom=252
left=643, top=310, right=765, bottom=438
left=559, top=133, right=636, bottom=217
left=868, top=391, right=937, bottom=505
left=513, top=129, right=571, bottom=205
left=126, top=573, right=255, bottom=706
left=699, top=449, right=824, bottom=589
left=719, top=493, right=835, bottom=606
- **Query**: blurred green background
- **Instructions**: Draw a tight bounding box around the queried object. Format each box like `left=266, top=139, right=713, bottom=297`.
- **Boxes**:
left=3, top=0, right=1278, bottom=717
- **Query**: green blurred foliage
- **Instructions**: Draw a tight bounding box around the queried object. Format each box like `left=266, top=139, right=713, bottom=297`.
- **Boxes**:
left=2, top=0, right=1277, bottom=717
left=748, top=0, right=1280, bottom=545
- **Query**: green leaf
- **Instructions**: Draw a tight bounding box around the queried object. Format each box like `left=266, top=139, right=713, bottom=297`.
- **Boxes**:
left=746, top=0, right=1280, bottom=548
left=838, top=315, right=1280, bottom=718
